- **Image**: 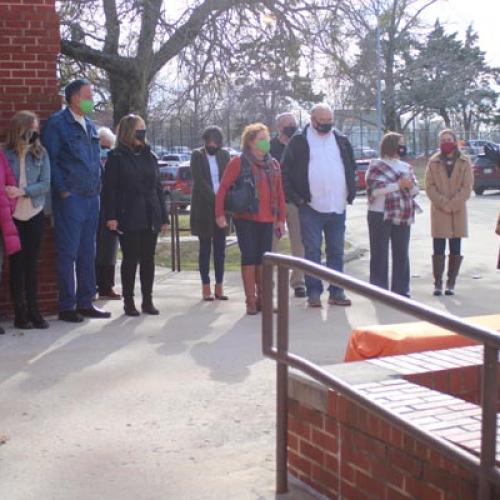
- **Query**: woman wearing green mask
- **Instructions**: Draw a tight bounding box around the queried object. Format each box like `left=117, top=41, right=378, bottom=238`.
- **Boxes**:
left=215, top=123, right=286, bottom=315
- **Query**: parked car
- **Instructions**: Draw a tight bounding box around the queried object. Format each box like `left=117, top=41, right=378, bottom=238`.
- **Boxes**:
left=224, top=147, right=241, bottom=158
left=355, top=159, right=370, bottom=191
left=158, top=161, right=193, bottom=209
left=472, top=154, right=500, bottom=195
left=161, top=153, right=191, bottom=166
left=353, top=147, right=377, bottom=160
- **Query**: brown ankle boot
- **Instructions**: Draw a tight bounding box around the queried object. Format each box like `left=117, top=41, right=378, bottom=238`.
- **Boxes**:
left=202, top=284, right=214, bottom=301
left=241, top=265, right=258, bottom=315
left=214, top=283, right=228, bottom=300
left=255, top=265, right=262, bottom=311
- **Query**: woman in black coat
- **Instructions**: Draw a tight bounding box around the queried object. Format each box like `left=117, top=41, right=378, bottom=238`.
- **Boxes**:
left=190, top=126, right=230, bottom=300
left=102, top=114, right=169, bottom=316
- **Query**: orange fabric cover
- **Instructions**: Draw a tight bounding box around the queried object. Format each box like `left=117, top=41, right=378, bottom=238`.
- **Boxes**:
left=344, top=315, right=500, bottom=362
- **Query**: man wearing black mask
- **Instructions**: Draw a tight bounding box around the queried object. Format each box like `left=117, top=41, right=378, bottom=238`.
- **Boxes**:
left=270, top=113, right=306, bottom=297
left=270, top=112, right=297, bottom=163
left=282, top=103, right=357, bottom=308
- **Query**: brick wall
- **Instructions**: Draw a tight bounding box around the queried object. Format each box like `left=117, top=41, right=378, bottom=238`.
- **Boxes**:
left=0, top=0, right=60, bottom=315
left=288, top=345, right=500, bottom=499
left=288, top=392, right=480, bottom=499
left=405, top=366, right=481, bottom=406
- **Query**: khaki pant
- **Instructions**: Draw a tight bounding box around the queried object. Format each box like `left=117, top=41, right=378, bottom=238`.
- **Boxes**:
left=272, top=202, right=305, bottom=289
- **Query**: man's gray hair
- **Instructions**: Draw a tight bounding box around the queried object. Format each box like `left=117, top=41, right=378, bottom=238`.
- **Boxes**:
left=310, top=103, right=333, bottom=116
left=98, top=127, right=116, bottom=146
left=275, top=112, right=296, bottom=125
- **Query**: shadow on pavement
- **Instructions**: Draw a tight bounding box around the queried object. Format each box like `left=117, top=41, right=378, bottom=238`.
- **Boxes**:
left=16, top=313, right=141, bottom=393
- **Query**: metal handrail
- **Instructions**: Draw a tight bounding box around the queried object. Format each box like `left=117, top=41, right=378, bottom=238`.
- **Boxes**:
left=261, top=253, right=499, bottom=499
left=168, top=202, right=237, bottom=271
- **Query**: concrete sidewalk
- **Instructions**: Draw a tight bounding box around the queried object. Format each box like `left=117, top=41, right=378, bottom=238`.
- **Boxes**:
left=0, top=193, right=498, bottom=499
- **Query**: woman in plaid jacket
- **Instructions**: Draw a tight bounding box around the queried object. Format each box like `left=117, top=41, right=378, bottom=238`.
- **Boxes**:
left=365, top=132, right=421, bottom=297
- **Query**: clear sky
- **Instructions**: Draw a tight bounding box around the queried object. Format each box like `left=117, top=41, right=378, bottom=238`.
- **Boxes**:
left=168, top=0, right=499, bottom=66
left=423, top=0, right=500, bottom=66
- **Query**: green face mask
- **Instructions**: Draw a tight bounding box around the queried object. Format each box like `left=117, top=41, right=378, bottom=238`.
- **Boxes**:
left=256, top=139, right=270, bottom=154
left=79, top=99, right=94, bottom=114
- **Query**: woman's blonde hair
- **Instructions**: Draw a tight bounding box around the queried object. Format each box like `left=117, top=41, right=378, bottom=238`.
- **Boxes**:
left=4, top=110, right=44, bottom=158
left=240, top=122, right=269, bottom=150
left=116, top=114, right=145, bottom=149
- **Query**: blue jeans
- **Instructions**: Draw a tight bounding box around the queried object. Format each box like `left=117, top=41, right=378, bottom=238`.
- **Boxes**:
left=298, top=205, right=346, bottom=298
left=199, top=225, right=226, bottom=285
left=52, top=193, right=99, bottom=311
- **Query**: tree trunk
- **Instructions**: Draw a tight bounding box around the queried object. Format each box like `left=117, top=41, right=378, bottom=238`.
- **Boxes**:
left=383, top=39, right=397, bottom=132
left=462, top=108, right=471, bottom=140
left=108, top=69, right=149, bottom=127
left=438, top=107, right=451, bottom=128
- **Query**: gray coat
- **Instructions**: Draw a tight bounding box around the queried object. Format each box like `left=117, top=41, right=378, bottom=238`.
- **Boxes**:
left=3, top=147, right=51, bottom=210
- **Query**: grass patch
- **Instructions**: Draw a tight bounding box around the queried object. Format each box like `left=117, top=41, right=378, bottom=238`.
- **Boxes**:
left=156, top=234, right=294, bottom=271
left=155, top=232, right=352, bottom=271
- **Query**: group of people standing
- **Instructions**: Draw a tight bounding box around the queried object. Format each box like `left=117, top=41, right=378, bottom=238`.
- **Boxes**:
left=191, top=103, right=358, bottom=314
left=0, top=77, right=490, bottom=330
left=191, top=103, right=481, bottom=315
left=0, top=79, right=169, bottom=332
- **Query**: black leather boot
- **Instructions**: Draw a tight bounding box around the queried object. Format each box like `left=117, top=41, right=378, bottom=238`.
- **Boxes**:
left=141, top=296, right=159, bottom=315
left=124, top=297, right=140, bottom=317
left=27, top=304, right=49, bottom=329
left=14, top=304, right=33, bottom=329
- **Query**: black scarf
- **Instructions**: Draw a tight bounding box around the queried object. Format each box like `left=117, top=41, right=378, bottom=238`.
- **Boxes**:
left=439, top=149, right=460, bottom=178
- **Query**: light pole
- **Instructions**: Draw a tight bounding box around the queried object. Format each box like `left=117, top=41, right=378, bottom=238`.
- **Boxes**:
left=375, top=3, right=383, bottom=142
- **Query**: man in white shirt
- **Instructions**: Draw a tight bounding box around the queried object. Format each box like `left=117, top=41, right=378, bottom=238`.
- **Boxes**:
left=282, top=104, right=357, bottom=307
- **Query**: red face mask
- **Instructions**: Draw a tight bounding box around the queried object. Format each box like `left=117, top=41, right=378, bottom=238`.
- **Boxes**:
left=440, top=142, right=456, bottom=156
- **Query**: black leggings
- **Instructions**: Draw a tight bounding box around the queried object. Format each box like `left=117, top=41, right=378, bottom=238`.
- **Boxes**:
left=9, top=211, right=45, bottom=307
left=433, top=238, right=461, bottom=256
left=119, top=229, right=158, bottom=300
left=234, top=219, right=273, bottom=266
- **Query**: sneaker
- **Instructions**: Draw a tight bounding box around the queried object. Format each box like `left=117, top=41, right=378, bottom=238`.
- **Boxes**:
left=307, top=296, right=322, bottom=308
left=294, top=287, right=306, bottom=298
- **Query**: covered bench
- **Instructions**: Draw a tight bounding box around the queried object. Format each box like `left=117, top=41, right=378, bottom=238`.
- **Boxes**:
left=344, top=314, right=500, bottom=362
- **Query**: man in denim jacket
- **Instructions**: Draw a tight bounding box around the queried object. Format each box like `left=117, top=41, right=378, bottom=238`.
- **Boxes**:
left=42, top=79, right=110, bottom=322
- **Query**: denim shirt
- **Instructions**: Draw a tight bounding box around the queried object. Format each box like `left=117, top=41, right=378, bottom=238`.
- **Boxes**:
left=3, top=147, right=51, bottom=209
left=41, top=107, right=101, bottom=197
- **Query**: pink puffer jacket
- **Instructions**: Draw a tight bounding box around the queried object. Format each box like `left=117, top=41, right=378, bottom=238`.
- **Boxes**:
left=0, top=150, right=21, bottom=256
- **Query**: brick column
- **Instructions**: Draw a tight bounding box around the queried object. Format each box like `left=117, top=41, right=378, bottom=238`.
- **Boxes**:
left=0, top=0, right=61, bottom=315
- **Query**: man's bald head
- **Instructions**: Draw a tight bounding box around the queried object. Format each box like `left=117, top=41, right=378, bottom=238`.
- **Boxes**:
left=310, top=103, right=333, bottom=122
left=310, top=103, right=334, bottom=135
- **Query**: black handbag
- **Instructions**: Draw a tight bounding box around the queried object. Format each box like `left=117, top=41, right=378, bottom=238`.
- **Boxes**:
left=224, top=155, right=259, bottom=214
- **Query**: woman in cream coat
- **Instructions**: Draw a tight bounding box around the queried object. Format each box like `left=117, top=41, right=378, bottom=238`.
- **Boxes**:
left=425, top=130, right=473, bottom=296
